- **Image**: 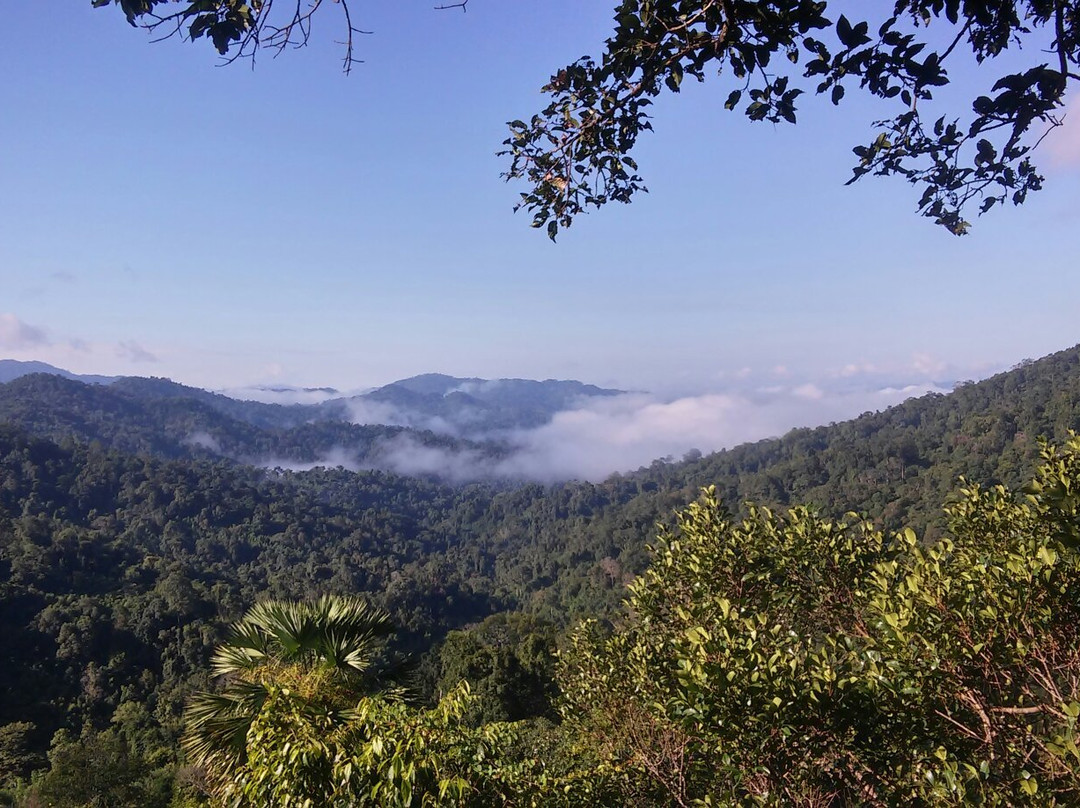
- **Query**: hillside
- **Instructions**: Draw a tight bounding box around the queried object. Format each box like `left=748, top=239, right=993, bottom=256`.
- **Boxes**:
left=1, top=344, right=1079, bottom=796
left=0, top=374, right=501, bottom=473
left=0, top=362, right=625, bottom=439
left=0, top=369, right=627, bottom=476
left=0, top=359, right=117, bottom=385
left=439, top=346, right=1080, bottom=620
left=320, top=374, right=624, bottom=435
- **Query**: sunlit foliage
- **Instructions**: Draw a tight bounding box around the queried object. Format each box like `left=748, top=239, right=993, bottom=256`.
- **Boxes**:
left=557, top=437, right=1080, bottom=804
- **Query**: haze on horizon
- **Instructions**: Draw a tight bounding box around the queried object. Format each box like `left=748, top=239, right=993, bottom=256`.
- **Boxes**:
left=0, top=355, right=990, bottom=483
left=1, top=3, right=1078, bottom=399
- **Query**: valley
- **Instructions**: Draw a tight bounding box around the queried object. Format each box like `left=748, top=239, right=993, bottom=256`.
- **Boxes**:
left=1, top=345, right=1079, bottom=803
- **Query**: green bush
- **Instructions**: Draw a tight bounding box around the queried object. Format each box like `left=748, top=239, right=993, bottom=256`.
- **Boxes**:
left=556, top=437, right=1080, bottom=805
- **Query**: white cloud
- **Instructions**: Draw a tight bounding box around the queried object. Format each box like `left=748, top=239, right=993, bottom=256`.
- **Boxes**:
left=488, top=387, right=908, bottom=481
left=345, top=397, right=459, bottom=435
left=793, top=383, right=825, bottom=400
left=184, top=431, right=221, bottom=453
left=361, top=381, right=947, bottom=484
left=0, top=313, right=49, bottom=349
left=910, top=352, right=947, bottom=376
left=1047, top=94, right=1080, bottom=169
left=450, top=379, right=502, bottom=395
left=369, top=433, right=492, bottom=483
left=835, top=361, right=877, bottom=378
left=219, top=385, right=344, bottom=406
left=115, top=340, right=158, bottom=363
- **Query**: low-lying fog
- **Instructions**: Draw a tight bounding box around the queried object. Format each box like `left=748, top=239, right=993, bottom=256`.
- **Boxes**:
left=246, top=373, right=953, bottom=483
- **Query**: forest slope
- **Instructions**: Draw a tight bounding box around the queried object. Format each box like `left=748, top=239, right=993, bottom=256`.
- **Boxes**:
left=1, top=344, right=1079, bottom=786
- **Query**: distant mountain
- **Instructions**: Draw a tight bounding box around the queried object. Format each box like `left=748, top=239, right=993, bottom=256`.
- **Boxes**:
left=109, top=376, right=317, bottom=430
left=0, top=360, right=625, bottom=436
left=0, top=364, right=627, bottom=477
left=0, top=373, right=500, bottom=474
left=382, top=373, right=621, bottom=405
left=328, top=374, right=625, bottom=434
left=0, top=359, right=117, bottom=385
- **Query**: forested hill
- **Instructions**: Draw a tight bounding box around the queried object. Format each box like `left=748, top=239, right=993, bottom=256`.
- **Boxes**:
left=626, top=346, right=1080, bottom=538
left=0, top=425, right=503, bottom=778
left=0, top=373, right=500, bottom=470
left=1, top=344, right=1079, bottom=795
left=107, top=376, right=317, bottom=429
left=325, top=374, right=625, bottom=433
left=0, top=365, right=626, bottom=440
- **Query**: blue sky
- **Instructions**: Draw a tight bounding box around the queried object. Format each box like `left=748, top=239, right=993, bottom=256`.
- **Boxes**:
left=3, top=1, right=1079, bottom=396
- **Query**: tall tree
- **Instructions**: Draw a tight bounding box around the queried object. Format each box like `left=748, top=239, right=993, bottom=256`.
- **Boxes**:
left=181, top=596, right=399, bottom=800
left=181, top=597, right=576, bottom=806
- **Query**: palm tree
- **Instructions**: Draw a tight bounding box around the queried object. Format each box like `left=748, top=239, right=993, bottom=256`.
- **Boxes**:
left=181, top=595, right=399, bottom=781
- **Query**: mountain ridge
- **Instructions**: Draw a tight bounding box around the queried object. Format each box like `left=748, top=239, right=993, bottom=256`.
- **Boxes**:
left=0, top=358, right=118, bottom=385
left=0, top=361, right=628, bottom=446
left=2, top=342, right=1079, bottom=788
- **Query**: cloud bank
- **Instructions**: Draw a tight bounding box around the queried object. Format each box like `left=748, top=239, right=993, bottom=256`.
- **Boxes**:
left=0, top=313, right=48, bottom=349
left=218, top=385, right=346, bottom=406
left=494, top=383, right=945, bottom=481
left=327, top=377, right=951, bottom=484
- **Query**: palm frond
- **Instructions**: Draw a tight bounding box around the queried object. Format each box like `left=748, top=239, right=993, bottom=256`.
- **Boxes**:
left=211, top=640, right=268, bottom=677
left=244, top=599, right=319, bottom=659
left=181, top=681, right=268, bottom=766
left=317, top=595, right=393, bottom=638
left=183, top=595, right=401, bottom=777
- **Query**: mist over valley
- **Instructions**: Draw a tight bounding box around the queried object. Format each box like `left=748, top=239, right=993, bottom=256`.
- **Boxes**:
left=0, top=359, right=958, bottom=482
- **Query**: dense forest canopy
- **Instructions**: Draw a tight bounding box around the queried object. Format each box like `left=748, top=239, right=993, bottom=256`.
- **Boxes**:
left=1, top=345, right=1079, bottom=802
left=5, top=4, right=1075, bottom=803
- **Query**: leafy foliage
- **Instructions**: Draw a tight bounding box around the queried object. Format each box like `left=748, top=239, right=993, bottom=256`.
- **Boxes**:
left=502, top=0, right=1080, bottom=238
left=212, top=679, right=519, bottom=807
left=3, top=346, right=1080, bottom=801
left=95, top=1, right=1080, bottom=237
left=422, top=613, right=561, bottom=725
left=181, top=595, right=399, bottom=795
left=183, top=602, right=584, bottom=806
left=557, top=437, right=1080, bottom=804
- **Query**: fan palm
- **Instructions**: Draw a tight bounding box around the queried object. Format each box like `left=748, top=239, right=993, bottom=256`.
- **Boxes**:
left=181, top=595, right=398, bottom=776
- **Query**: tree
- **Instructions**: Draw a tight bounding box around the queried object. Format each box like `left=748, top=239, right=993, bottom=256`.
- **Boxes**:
left=505, top=0, right=1080, bottom=238
left=98, top=1, right=1079, bottom=239
left=22, top=729, right=169, bottom=808
left=94, top=0, right=371, bottom=72
left=425, top=613, right=560, bottom=725
left=556, top=436, right=1080, bottom=804
left=181, top=597, right=593, bottom=806
left=180, top=595, right=401, bottom=801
